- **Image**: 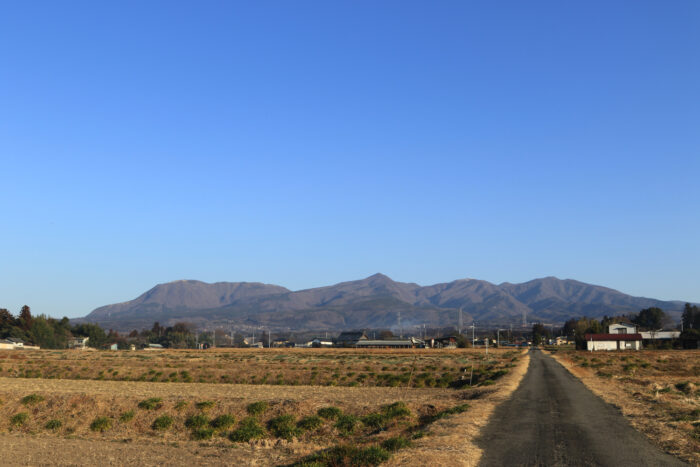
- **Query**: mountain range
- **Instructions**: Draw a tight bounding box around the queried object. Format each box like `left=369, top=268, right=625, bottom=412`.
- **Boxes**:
left=79, top=274, right=686, bottom=332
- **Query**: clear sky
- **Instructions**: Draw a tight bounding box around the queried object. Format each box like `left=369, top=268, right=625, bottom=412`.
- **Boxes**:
left=1, top=1, right=698, bottom=319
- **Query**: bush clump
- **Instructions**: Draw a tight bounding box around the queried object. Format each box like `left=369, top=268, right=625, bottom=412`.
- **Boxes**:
left=297, top=444, right=390, bottom=466
left=381, top=401, right=411, bottom=419
left=10, top=412, right=29, bottom=427
left=152, top=415, right=174, bottom=431
left=297, top=415, right=323, bottom=431
left=119, top=410, right=135, bottom=423
left=192, top=427, right=215, bottom=440
left=45, top=419, right=62, bottom=430
left=246, top=401, right=268, bottom=416
left=317, top=406, right=342, bottom=420
left=361, top=413, right=388, bottom=429
left=174, top=401, right=189, bottom=411
left=185, top=414, right=210, bottom=429
left=195, top=400, right=215, bottom=410
left=90, top=416, right=112, bottom=432
left=334, top=414, right=358, bottom=435
left=137, top=397, right=163, bottom=410
left=269, top=414, right=302, bottom=440
left=381, top=436, right=412, bottom=452
left=21, top=394, right=45, bottom=406
left=211, top=414, right=236, bottom=430
left=229, top=417, right=266, bottom=442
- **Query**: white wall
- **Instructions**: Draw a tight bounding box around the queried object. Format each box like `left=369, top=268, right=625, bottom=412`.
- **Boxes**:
left=586, top=340, right=641, bottom=351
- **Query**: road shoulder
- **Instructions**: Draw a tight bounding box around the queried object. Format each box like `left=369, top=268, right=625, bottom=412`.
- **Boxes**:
left=546, top=350, right=698, bottom=466
left=387, top=349, right=531, bottom=467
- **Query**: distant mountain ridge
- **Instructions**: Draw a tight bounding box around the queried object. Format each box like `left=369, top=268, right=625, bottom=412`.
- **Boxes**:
left=80, top=274, right=685, bottom=331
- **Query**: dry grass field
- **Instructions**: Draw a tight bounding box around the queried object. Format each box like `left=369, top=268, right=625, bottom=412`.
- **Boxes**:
left=0, top=348, right=528, bottom=466
left=548, top=349, right=700, bottom=465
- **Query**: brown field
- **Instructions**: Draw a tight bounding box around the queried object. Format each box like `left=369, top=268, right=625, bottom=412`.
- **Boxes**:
left=548, top=348, right=700, bottom=465
left=0, top=348, right=529, bottom=466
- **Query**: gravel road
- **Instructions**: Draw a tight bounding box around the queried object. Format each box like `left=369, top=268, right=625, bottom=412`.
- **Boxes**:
left=477, top=349, right=686, bottom=466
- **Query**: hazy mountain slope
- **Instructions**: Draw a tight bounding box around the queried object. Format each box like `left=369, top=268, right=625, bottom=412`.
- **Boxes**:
left=80, top=274, right=686, bottom=331
left=87, top=280, right=290, bottom=319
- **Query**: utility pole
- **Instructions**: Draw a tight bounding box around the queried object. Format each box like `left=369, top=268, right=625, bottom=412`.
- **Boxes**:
left=458, top=307, right=463, bottom=335
left=468, top=322, right=476, bottom=347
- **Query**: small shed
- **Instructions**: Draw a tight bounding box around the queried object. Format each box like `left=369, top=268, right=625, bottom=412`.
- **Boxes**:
left=585, top=333, right=643, bottom=351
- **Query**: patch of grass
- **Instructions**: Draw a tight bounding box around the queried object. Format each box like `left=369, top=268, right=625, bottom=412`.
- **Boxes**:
left=137, top=397, right=163, bottom=410
left=361, top=413, right=388, bottom=429
left=334, top=414, right=358, bottom=435
left=90, top=416, right=112, bottom=432
left=381, top=436, right=412, bottom=452
left=246, top=401, right=268, bottom=416
left=185, top=414, right=210, bottom=429
left=191, top=427, right=215, bottom=440
left=381, top=401, right=411, bottom=419
left=119, top=410, right=135, bottom=423
left=296, top=444, right=390, bottom=466
left=11, top=412, right=28, bottom=427
left=152, top=415, right=174, bottom=431
left=297, top=415, right=323, bottom=431
left=195, top=400, right=215, bottom=410
left=174, top=401, right=189, bottom=411
left=229, top=417, right=266, bottom=442
left=21, top=394, right=45, bottom=405
left=210, top=414, right=236, bottom=430
left=317, top=406, right=342, bottom=420
left=269, top=414, right=302, bottom=440
left=45, top=419, right=62, bottom=430
left=675, top=381, right=692, bottom=394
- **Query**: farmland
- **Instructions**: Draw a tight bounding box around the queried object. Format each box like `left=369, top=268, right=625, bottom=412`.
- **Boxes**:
left=549, top=349, right=700, bottom=465
left=0, top=348, right=528, bottom=466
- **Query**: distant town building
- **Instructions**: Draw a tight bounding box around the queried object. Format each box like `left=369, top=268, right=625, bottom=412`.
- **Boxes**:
left=335, top=331, right=368, bottom=347
left=68, top=336, right=90, bottom=350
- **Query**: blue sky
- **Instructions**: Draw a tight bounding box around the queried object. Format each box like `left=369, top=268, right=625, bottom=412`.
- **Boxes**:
left=1, top=1, right=698, bottom=319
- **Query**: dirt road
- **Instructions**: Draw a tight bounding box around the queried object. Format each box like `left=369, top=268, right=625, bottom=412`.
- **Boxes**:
left=477, top=349, right=686, bottom=466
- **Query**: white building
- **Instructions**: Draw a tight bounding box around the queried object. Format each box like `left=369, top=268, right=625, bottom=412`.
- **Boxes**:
left=585, top=333, right=642, bottom=351
left=608, top=323, right=637, bottom=334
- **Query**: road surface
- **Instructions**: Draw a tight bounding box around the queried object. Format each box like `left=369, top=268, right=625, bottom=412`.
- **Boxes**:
left=477, top=349, right=686, bottom=466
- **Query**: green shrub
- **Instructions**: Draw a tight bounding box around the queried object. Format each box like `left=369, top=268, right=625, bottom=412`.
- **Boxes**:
left=90, top=416, right=112, bottom=432
left=21, top=394, right=45, bottom=406
left=119, top=410, right=135, bottom=423
left=152, top=415, right=174, bottom=431
left=361, top=413, right=388, bottom=429
left=246, top=401, right=268, bottom=416
left=195, top=400, right=215, bottom=410
left=269, top=414, right=302, bottom=440
left=297, top=415, right=323, bottom=431
left=297, top=444, right=390, bottom=466
left=11, top=412, right=28, bottom=427
left=185, top=414, right=210, bottom=429
left=381, top=401, right=411, bottom=419
left=317, top=406, right=342, bottom=420
left=138, top=397, right=163, bottom=410
left=334, top=414, right=358, bottom=435
left=211, top=414, right=236, bottom=430
left=381, top=436, right=412, bottom=452
left=45, top=419, right=62, bottom=430
left=174, top=401, right=189, bottom=411
left=229, top=417, right=266, bottom=442
left=192, top=427, right=215, bottom=440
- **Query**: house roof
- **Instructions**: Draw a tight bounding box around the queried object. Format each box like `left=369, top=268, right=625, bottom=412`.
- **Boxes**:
left=336, top=331, right=368, bottom=342
left=585, top=333, right=643, bottom=341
